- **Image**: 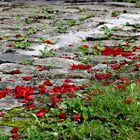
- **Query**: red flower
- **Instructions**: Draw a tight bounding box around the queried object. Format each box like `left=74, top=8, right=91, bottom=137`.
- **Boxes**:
left=0, top=77, right=2, bottom=82
left=7, top=79, right=14, bottom=82
left=11, top=127, right=19, bottom=133
left=125, top=96, right=133, bottom=104
left=103, top=47, right=125, bottom=56
left=122, top=51, right=133, bottom=57
left=0, top=88, right=11, bottom=99
left=23, top=76, right=33, bottom=81
left=25, top=95, right=33, bottom=101
left=43, top=80, right=52, bottom=86
left=14, top=85, right=35, bottom=99
left=82, top=45, right=89, bottom=49
left=73, top=114, right=81, bottom=122
left=11, top=133, right=20, bottom=139
left=6, top=44, right=13, bottom=47
left=53, top=86, right=62, bottom=93
left=120, top=77, right=130, bottom=84
left=136, top=79, right=140, bottom=84
left=15, top=34, right=23, bottom=38
left=38, top=85, right=46, bottom=94
left=26, top=104, right=36, bottom=109
left=59, top=119, right=65, bottom=123
left=68, top=93, right=76, bottom=98
left=135, top=63, right=140, bottom=69
left=52, top=96, right=62, bottom=103
left=95, top=73, right=112, bottom=79
left=48, top=117, right=53, bottom=121
left=125, top=42, right=129, bottom=47
left=117, top=84, right=126, bottom=91
left=36, top=109, right=48, bottom=117
left=59, top=113, right=67, bottom=119
left=44, top=39, right=54, bottom=45
left=71, top=64, right=92, bottom=70
left=0, top=112, right=4, bottom=117
left=65, top=79, right=71, bottom=83
left=114, top=48, right=124, bottom=56
left=103, top=47, right=114, bottom=56
left=110, top=64, right=121, bottom=70
left=128, top=56, right=138, bottom=60
left=37, top=65, right=45, bottom=71
left=11, top=69, right=21, bottom=74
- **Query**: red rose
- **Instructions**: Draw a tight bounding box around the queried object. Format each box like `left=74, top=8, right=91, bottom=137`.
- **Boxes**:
left=73, top=114, right=81, bottom=122
left=23, top=76, right=33, bottom=81
left=11, top=133, right=20, bottom=139
left=11, top=69, right=21, bottom=74
left=36, top=109, right=48, bottom=117
left=11, top=127, right=19, bottom=133
left=59, top=113, right=67, bottom=119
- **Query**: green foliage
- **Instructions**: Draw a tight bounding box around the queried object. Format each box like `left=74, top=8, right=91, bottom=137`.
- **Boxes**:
left=80, top=13, right=96, bottom=21
left=27, top=27, right=37, bottom=35
left=103, top=25, right=112, bottom=38
left=136, top=1, right=140, bottom=7
left=78, top=7, right=87, bottom=13
left=25, top=17, right=34, bottom=24
left=41, top=6, right=59, bottom=14
left=13, top=36, right=32, bottom=49
left=56, top=19, right=81, bottom=33
left=78, top=44, right=104, bottom=55
left=22, top=59, right=34, bottom=65
left=0, top=129, right=11, bottom=140
left=2, top=35, right=10, bottom=40
left=112, top=10, right=121, bottom=17
left=1, top=82, right=140, bottom=139
left=39, top=48, right=56, bottom=58
left=133, top=24, right=140, bottom=29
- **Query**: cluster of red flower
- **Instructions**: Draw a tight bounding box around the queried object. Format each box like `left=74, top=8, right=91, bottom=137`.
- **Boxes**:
left=102, top=47, right=133, bottom=57
left=71, top=64, right=92, bottom=70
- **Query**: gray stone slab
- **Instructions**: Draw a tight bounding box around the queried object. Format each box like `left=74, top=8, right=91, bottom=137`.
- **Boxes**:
left=0, top=53, right=33, bottom=64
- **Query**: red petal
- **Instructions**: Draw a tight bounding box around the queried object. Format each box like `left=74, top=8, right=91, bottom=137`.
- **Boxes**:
left=59, top=113, right=67, bottom=119
left=11, top=69, right=21, bottom=74
left=11, top=127, right=19, bottom=133
left=36, top=109, right=48, bottom=117
left=23, top=76, right=33, bottom=81
left=26, top=104, right=37, bottom=109
left=11, top=133, right=20, bottom=139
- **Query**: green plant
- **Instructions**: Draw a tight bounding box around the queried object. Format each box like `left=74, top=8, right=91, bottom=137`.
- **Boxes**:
left=16, top=14, right=22, bottom=20
left=41, top=6, right=59, bottom=14
left=38, top=37, right=46, bottom=43
left=27, top=27, right=37, bottom=35
left=111, top=10, right=121, bottom=17
left=103, top=25, right=112, bottom=38
left=39, top=48, right=56, bottom=58
left=136, top=1, right=140, bottom=7
left=22, top=59, right=34, bottom=65
left=3, top=35, right=10, bottom=40
left=0, top=129, right=11, bottom=140
left=14, top=36, right=32, bottom=49
left=11, top=24, right=21, bottom=30
left=80, top=13, right=96, bottom=21
left=133, top=24, right=140, bottom=29
left=56, top=19, right=81, bottom=33
left=78, top=7, right=86, bottom=13
left=25, top=17, right=34, bottom=24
